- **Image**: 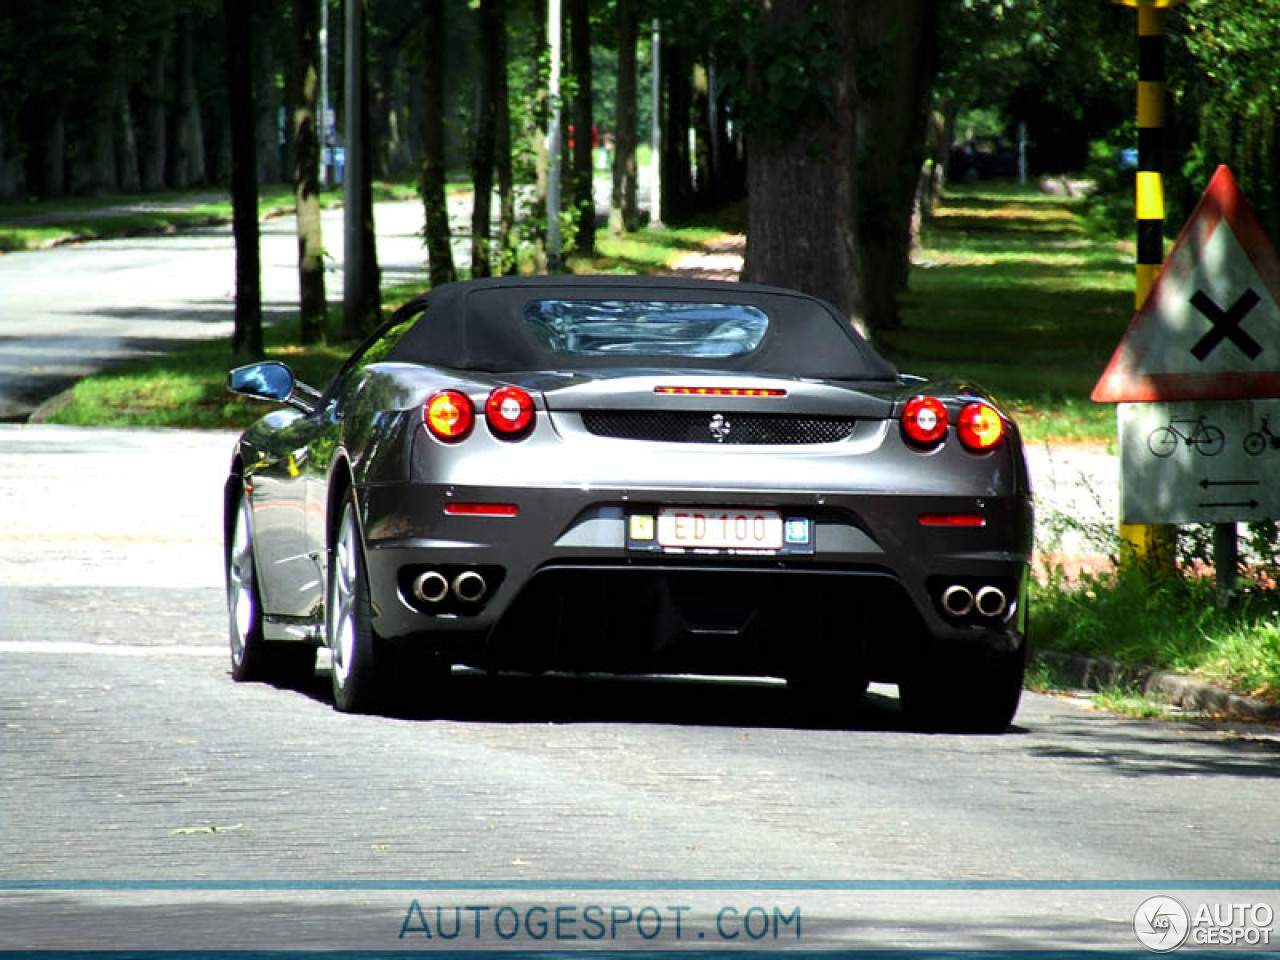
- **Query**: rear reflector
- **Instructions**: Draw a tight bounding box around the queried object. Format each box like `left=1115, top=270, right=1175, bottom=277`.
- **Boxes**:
left=919, top=513, right=986, bottom=528
left=444, top=502, right=519, bottom=517
left=655, top=386, right=787, bottom=397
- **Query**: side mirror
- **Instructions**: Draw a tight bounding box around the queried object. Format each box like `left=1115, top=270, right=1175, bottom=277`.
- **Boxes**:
left=228, top=361, right=296, bottom=403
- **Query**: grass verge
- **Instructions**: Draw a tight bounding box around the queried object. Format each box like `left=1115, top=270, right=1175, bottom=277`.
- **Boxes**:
left=1032, top=564, right=1280, bottom=707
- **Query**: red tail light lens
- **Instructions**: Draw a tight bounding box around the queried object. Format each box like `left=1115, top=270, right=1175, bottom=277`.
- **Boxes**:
left=425, top=390, right=475, bottom=442
left=486, top=386, right=535, bottom=437
left=901, top=396, right=949, bottom=447
left=957, top=401, right=1006, bottom=452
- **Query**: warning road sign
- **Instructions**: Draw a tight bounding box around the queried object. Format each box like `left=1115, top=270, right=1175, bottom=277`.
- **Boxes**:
left=1092, top=165, right=1280, bottom=402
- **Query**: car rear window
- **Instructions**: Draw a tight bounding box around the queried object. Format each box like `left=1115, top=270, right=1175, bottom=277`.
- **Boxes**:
left=524, top=299, right=769, bottom=358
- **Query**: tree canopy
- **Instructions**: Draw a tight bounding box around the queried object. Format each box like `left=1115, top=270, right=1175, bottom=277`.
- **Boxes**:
left=1, top=0, right=1276, bottom=333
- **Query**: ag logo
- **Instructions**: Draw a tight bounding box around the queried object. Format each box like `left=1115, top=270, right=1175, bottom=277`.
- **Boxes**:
left=1134, top=896, right=1190, bottom=952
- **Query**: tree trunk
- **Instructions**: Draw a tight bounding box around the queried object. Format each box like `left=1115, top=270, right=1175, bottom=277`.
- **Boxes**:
left=854, top=0, right=940, bottom=330
left=529, top=0, right=549, bottom=272
left=567, top=0, right=594, bottom=258
left=39, top=107, right=67, bottom=198
left=225, top=0, right=263, bottom=360
left=493, top=0, right=516, bottom=274
left=73, top=97, right=117, bottom=195
left=471, top=0, right=500, bottom=279
left=0, top=113, right=27, bottom=201
left=141, top=40, right=169, bottom=192
left=342, top=0, right=381, bottom=338
left=661, top=39, right=693, bottom=223
left=692, top=61, right=714, bottom=211
left=743, top=0, right=862, bottom=330
left=172, top=16, right=207, bottom=188
left=610, top=0, right=638, bottom=234
left=0, top=115, right=22, bottom=200
left=116, top=80, right=142, bottom=194
left=420, top=0, right=457, bottom=288
left=256, top=39, right=283, bottom=185
left=293, top=0, right=327, bottom=345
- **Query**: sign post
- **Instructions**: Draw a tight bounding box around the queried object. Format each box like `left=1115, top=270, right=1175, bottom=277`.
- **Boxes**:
left=1108, top=0, right=1185, bottom=568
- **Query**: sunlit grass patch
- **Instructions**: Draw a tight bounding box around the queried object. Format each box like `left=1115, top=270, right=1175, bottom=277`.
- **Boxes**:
left=41, top=318, right=354, bottom=431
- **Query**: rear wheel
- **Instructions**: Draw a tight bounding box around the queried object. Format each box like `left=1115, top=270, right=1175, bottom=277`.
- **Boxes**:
left=898, top=643, right=1026, bottom=733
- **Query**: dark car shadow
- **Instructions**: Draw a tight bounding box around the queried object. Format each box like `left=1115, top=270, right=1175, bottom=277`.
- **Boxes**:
left=283, top=663, right=920, bottom=732
left=278, top=663, right=1030, bottom=736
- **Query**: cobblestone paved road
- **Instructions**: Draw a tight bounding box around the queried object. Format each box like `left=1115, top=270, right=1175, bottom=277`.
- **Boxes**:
left=2, top=426, right=1278, bottom=951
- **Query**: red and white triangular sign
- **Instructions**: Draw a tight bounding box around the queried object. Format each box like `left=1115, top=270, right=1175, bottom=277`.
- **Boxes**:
left=1092, top=165, right=1280, bottom=402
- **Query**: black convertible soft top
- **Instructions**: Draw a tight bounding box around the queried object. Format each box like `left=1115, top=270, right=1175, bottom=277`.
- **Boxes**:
left=386, top=275, right=897, bottom=381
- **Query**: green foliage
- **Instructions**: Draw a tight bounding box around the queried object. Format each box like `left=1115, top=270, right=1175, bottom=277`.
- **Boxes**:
left=1079, top=137, right=1134, bottom=241
left=1166, top=0, right=1280, bottom=238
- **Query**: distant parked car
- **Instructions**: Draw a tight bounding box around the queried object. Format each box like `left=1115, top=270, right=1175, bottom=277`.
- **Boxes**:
left=223, top=276, right=1033, bottom=731
left=948, top=136, right=1019, bottom=182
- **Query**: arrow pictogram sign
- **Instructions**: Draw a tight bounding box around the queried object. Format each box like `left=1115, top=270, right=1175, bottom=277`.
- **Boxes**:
left=1093, top=166, right=1280, bottom=402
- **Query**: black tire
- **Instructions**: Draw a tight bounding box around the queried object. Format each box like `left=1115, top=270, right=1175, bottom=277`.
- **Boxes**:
left=227, top=492, right=318, bottom=686
left=326, top=496, right=385, bottom=713
left=898, top=643, right=1026, bottom=734
left=1244, top=432, right=1266, bottom=456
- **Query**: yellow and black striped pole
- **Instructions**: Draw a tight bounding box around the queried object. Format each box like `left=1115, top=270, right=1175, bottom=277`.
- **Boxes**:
left=1113, top=0, right=1184, bottom=567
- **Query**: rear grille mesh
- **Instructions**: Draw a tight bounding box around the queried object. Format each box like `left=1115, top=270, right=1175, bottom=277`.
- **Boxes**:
left=580, top=410, right=859, bottom=445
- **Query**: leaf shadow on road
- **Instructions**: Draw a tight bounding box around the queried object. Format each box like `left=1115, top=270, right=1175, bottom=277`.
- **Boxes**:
left=1025, top=712, right=1280, bottom=781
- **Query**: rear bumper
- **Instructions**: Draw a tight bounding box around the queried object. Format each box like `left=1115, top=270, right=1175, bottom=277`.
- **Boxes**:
left=359, top=482, right=1033, bottom=679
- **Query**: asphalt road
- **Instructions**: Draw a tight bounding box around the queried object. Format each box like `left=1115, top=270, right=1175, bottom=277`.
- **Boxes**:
left=1, top=424, right=1278, bottom=951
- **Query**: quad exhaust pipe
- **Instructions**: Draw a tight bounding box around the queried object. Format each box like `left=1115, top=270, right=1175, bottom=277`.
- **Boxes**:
left=452, top=570, right=488, bottom=604
left=940, top=583, right=1008, bottom=619
left=412, top=569, right=489, bottom=606
left=974, top=585, right=1008, bottom=618
left=940, top=585, right=974, bottom=617
left=412, top=570, right=450, bottom=604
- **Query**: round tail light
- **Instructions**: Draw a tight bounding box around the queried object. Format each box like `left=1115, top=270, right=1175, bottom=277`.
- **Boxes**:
left=425, top=390, right=475, bottom=442
left=901, top=395, right=949, bottom=448
left=486, top=386, right=535, bottom=437
left=957, top=401, right=1006, bottom=452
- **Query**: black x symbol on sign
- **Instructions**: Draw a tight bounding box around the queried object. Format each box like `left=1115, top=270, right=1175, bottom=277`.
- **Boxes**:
left=1190, top=288, right=1263, bottom=361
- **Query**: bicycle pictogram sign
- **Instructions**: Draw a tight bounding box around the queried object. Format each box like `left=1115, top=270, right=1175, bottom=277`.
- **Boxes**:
left=1147, top=416, right=1225, bottom=458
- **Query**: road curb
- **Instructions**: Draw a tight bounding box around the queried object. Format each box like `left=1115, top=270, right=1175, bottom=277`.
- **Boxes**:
left=1033, top=648, right=1280, bottom=722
